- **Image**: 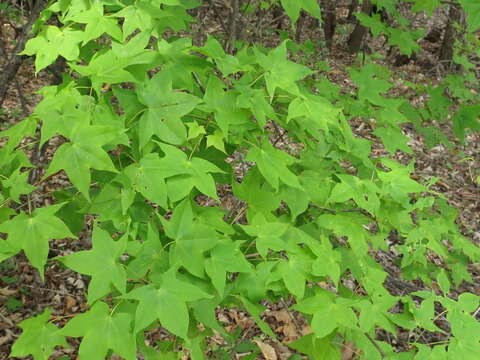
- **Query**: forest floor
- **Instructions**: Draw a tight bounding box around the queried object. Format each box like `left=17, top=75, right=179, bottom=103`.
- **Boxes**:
left=0, top=4, right=479, bottom=360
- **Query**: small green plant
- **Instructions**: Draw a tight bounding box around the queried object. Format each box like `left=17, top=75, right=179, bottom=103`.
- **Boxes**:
left=1, top=0, right=479, bottom=359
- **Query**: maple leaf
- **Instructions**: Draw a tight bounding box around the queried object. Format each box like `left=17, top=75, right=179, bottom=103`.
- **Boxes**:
left=60, top=226, right=127, bottom=304
left=21, top=25, right=83, bottom=72
left=10, top=308, right=67, bottom=360
left=162, top=143, right=224, bottom=201
left=202, top=76, right=250, bottom=138
left=205, top=240, right=252, bottom=295
left=122, top=268, right=211, bottom=337
left=69, top=3, right=123, bottom=44
left=161, top=199, right=219, bottom=277
left=349, top=64, right=392, bottom=105
left=255, top=41, right=313, bottom=98
left=241, top=213, right=296, bottom=258
left=0, top=204, right=75, bottom=278
left=44, top=125, right=121, bottom=200
left=245, top=142, right=302, bottom=191
left=294, top=291, right=358, bottom=338
left=280, top=0, right=321, bottom=24
left=59, top=301, right=136, bottom=360
left=137, top=69, right=202, bottom=148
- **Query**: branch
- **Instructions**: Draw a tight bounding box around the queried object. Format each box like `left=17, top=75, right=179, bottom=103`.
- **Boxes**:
left=0, top=0, right=46, bottom=109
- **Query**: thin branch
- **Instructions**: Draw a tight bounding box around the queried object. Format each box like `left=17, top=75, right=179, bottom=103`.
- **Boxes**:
left=0, top=0, right=47, bottom=109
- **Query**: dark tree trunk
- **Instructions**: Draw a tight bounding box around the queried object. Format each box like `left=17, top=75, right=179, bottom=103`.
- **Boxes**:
left=226, top=0, right=240, bottom=54
left=346, top=0, right=372, bottom=53
left=272, top=5, right=284, bottom=30
left=0, top=0, right=46, bottom=109
left=295, top=11, right=307, bottom=43
left=439, top=4, right=462, bottom=68
left=320, top=0, right=337, bottom=49
left=347, top=0, right=358, bottom=23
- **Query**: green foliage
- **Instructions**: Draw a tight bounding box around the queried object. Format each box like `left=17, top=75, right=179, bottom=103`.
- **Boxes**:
left=10, top=309, right=68, bottom=360
left=1, top=0, right=479, bottom=359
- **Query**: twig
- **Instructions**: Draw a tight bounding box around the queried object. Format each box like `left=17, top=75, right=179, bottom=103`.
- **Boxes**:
left=364, top=332, right=386, bottom=359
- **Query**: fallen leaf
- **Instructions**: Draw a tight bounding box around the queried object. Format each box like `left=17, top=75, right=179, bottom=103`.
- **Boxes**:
left=255, top=340, right=278, bottom=360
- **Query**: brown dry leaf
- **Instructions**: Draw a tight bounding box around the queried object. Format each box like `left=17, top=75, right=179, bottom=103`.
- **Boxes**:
left=270, top=310, right=299, bottom=342
left=255, top=340, right=278, bottom=360
left=0, top=288, right=17, bottom=297
left=341, top=341, right=357, bottom=360
left=64, top=295, right=76, bottom=312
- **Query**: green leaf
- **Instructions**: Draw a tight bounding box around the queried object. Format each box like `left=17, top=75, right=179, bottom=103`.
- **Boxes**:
left=289, top=334, right=341, bottom=360
left=387, top=28, right=424, bottom=56
left=233, top=167, right=282, bottom=219
left=437, top=269, right=451, bottom=294
left=21, top=26, right=83, bottom=72
left=452, top=104, right=480, bottom=142
left=458, top=0, right=480, bottom=32
left=137, top=69, right=202, bottom=147
left=60, top=226, right=127, bottom=304
left=349, top=64, right=392, bottom=105
left=239, top=296, right=276, bottom=338
left=281, top=186, right=310, bottom=220
left=70, top=50, right=138, bottom=92
left=70, top=3, right=122, bottom=43
left=2, top=168, right=36, bottom=202
left=378, top=159, right=426, bottom=206
left=280, top=0, right=321, bottom=24
left=60, top=301, right=136, bottom=360
left=307, top=236, right=342, bottom=286
left=161, top=199, right=218, bottom=277
left=164, top=143, right=224, bottom=200
left=127, top=221, right=168, bottom=281
left=10, top=308, right=67, bottom=360
left=123, top=269, right=211, bottom=337
left=0, top=205, right=75, bottom=278
left=294, top=292, right=357, bottom=338
left=242, top=214, right=291, bottom=258
left=202, top=76, right=250, bottom=138
left=44, top=125, right=121, bottom=200
left=205, top=241, right=252, bottom=295
left=356, top=13, right=387, bottom=36
left=206, top=130, right=226, bottom=153
left=411, top=0, right=442, bottom=15
left=245, top=142, right=301, bottom=191
left=276, top=252, right=311, bottom=299
left=373, top=125, right=413, bottom=154
left=255, top=41, right=313, bottom=98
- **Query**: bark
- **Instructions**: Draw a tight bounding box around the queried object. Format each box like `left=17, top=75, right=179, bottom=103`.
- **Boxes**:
left=295, top=11, right=307, bottom=43
left=0, top=0, right=46, bottom=109
left=272, top=5, right=284, bottom=30
left=346, top=0, right=372, bottom=53
left=320, top=0, right=337, bottom=49
left=347, top=0, right=358, bottom=23
left=439, top=4, right=462, bottom=67
left=226, top=0, right=240, bottom=54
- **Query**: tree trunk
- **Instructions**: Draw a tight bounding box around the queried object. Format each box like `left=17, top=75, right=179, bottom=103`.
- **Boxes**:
left=295, top=11, right=307, bottom=43
left=320, top=0, right=337, bottom=49
left=347, top=0, right=358, bottom=23
left=272, top=5, right=284, bottom=30
left=0, top=0, right=46, bottom=109
left=346, top=0, right=372, bottom=53
left=439, top=4, right=462, bottom=69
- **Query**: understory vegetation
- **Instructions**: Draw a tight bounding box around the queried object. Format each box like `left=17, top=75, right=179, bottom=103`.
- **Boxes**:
left=0, top=0, right=479, bottom=359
